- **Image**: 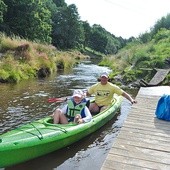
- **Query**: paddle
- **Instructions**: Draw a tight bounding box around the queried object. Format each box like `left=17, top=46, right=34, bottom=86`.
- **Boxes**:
left=47, top=97, right=68, bottom=103
left=48, top=90, right=89, bottom=103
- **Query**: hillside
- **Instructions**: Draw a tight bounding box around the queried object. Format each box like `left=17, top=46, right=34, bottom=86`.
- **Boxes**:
left=100, top=28, right=170, bottom=88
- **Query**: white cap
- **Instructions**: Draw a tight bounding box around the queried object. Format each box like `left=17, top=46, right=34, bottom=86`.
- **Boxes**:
left=100, top=72, right=109, bottom=78
left=72, top=90, right=83, bottom=98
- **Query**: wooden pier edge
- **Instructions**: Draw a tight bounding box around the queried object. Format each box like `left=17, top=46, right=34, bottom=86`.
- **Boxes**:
left=101, top=86, right=170, bottom=170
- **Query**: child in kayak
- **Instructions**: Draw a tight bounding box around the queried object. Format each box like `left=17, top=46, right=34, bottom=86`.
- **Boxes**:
left=52, top=89, right=92, bottom=124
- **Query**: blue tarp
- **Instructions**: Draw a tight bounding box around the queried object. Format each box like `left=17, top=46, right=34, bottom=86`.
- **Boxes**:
left=155, top=94, right=170, bottom=121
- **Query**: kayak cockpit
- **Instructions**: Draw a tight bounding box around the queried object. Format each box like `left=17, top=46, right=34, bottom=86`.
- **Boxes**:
left=42, top=117, right=76, bottom=127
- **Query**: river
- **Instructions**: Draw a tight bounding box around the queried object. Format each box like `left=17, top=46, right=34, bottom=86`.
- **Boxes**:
left=0, top=59, right=138, bottom=170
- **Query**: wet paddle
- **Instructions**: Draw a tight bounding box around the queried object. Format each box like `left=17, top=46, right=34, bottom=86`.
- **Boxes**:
left=47, top=97, right=68, bottom=103
left=48, top=90, right=88, bottom=103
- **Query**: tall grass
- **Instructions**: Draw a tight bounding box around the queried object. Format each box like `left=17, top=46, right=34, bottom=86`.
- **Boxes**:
left=0, top=33, right=86, bottom=83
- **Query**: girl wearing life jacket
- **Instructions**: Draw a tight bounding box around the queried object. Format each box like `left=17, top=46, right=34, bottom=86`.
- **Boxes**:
left=52, top=90, right=92, bottom=124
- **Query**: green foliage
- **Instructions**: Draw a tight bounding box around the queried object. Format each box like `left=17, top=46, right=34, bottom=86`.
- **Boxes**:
left=52, top=4, right=84, bottom=49
left=89, top=25, right=107, bottom=53
left=0, top=55, right=21, bottom=82
left=0, top=36, right=58, bottom=83
left=53, top=0, right=67, bottom=7
left=82, top=21, right=91, bottom=48
left=100, top=24, right=170, bottom=85
left=150, top=13, right=170, bottom=36
left=164, top=74, right=170, bottom=85
left=122, top=68, right=138, bottom=83
left=139, top=32, right=152, bottom=43
left=21, top=64, right=36, bottom=78
left=0, top=1, right=169, bottom=86
left=0, top=69, right=9, bottom=79
left=1, top=0, right=52, bottom=43
left=99, top=57, right=113, bottom=68
left=88, top=24, right=123, bottom=54
left=0, top=33, right=18, bottom=52
left=0, top=0, right=7, bottom=23
left=0, top=0, right=126, bottom=53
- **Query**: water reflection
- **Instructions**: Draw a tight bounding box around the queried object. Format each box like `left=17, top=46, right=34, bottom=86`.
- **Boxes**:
left=0, top=59, right=138, bottom=169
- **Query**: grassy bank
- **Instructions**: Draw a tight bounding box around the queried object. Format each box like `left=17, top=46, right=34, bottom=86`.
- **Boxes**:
left=0, top=33, right=89, bottom=83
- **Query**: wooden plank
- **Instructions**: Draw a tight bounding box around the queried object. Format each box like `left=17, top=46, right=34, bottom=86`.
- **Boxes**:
left=120, top=126, right=170, bottom=138
left=114, top=135, right=170, bottom=151
left=103, top=154, right=170, bottom=170
left=102, top=158, right=152, bottom=170
left=148, top=69, right=170, bottom=85
left=120, top=129, right=170, bottom=142
left=109, top=147, right=170, bottom=164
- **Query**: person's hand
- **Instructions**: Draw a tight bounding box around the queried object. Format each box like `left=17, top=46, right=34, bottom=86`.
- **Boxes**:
left=74, top=114, right=83, bottom=124
left=131, top=99, right=137, bottom=104
left=77, top=118, right=84, bottom=124
left=49, top=113, right=54, bottom=117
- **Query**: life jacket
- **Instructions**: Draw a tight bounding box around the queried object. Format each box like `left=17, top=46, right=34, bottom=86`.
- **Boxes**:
left=66, top=98, right=87, bottom=120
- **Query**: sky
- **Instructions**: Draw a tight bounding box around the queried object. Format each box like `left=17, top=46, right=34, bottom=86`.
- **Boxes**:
left=65, top=0, right=170, bottom=38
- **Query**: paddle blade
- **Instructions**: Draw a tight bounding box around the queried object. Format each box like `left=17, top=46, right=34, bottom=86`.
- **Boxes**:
left=47, top=98, right=66, bottom=103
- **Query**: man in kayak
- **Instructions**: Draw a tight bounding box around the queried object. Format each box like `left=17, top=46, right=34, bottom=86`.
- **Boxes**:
left=86, top=72, right=137, bottom=114
left=52, top=89, right=92, bottom=124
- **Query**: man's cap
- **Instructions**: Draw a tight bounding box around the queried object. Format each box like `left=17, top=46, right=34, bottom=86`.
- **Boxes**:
left=100, top=72, right=109, bottom=78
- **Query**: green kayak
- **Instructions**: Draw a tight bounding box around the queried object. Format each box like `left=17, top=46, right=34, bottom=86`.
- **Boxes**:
left=0, top=95, right=122, bottom=168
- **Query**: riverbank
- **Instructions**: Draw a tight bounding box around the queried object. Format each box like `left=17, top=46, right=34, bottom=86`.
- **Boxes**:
left=0, top=34, right=92, bottom=83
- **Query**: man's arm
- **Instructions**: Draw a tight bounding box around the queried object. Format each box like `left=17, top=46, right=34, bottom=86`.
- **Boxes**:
left=122, top=91, right=137, bottom=104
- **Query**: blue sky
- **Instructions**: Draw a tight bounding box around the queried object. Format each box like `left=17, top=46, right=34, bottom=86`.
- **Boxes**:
left=65, top=0, right=170, bottom=38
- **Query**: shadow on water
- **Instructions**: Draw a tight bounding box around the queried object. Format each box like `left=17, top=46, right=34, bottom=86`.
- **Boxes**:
left=0, top=59, right=139, bottom=170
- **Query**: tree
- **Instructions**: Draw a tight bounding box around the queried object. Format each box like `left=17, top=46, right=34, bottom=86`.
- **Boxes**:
left=82, top=21, right=92, bottom=48
left=0, top=0, right=7, bottom=23
left=52, top=4, right=84, bottom=49
left=150, top=13, right=170, bottom=38
left=53, top=0, right=67, bottom=7
left=88, top=25, right=107, bottom=53
left=1, top=0, right=52, bottom=43
left=139, top=32, right=151, bottom=43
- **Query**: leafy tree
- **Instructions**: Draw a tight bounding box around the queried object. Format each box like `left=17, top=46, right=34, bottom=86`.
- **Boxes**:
left=150, top=13, right=170, bottom=37
left=116, top=36, right=127, bottom=48
left=89, top=25, right=107, bottom=53
left=0, top=0, right=7, bottom=23
left=88, top=24, right=123, bottom=54
left=154, top=28, right=170, bottom=41
left=1, top=0, right=52, bottom=43
left=105, top=36, right=119, bottom=54
left=82, top=21, right=91, bottom=48
left=53, top=0, right=67, bottom=7
left=106, top=34, right=123, bottom=54
left=52, top=4, right=84, bottom=49
left=139, top=32, right=152, bottom=43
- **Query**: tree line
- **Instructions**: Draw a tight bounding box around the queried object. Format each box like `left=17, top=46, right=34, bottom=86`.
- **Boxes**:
left=0, top=0, right=128, bottom=54
left=0, top=0, right=169, bottom=55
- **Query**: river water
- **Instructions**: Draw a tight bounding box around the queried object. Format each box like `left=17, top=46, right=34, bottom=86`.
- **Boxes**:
left=0, top=59, right=138, bottom=170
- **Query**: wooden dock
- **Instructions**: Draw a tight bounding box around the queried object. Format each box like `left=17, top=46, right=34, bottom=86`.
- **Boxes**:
left=101, top=86, right=170, bottom=170
left=140, top=69, right=170, bottom=87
